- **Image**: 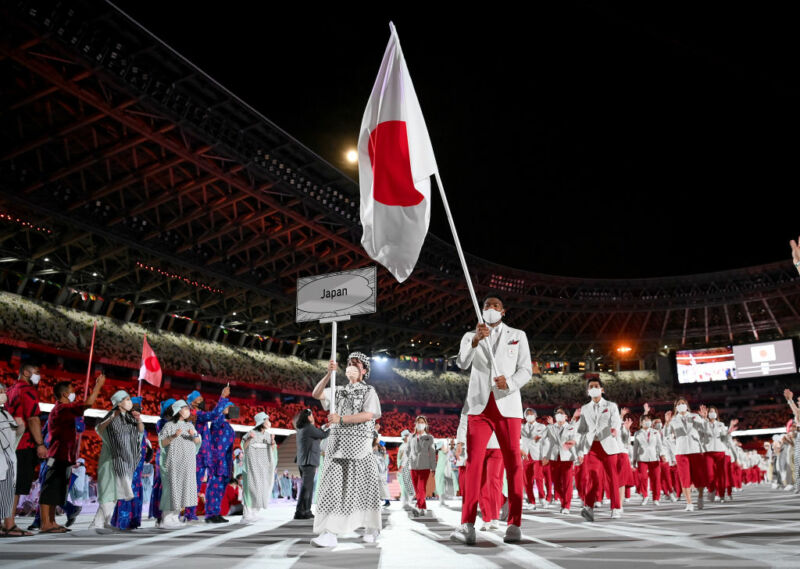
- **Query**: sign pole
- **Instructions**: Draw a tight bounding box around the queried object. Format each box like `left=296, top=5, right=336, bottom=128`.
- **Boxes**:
left=319, top=315, right=351, bottom=418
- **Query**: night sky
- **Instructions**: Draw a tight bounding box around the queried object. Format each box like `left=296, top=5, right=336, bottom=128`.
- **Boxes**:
left=111, top=2, right=800, bottom=279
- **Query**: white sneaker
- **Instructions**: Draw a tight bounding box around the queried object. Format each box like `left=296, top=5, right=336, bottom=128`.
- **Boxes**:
left=697, top=495, right=704, bottom=510
left=624, top=497, right=630, bottom=504
left=311, top=532, right=338, bottom=548
left=684, top=503, right=695, bottom=512
left=669, top=493, right=678, bottom=503
left=480, top=519, right=492, bottom=531
left=771, top=482, right=779, bottom=489
left=610, top=509, right=622, bottom=519
left=560, top=508, right=570, bottom=515
left=594, top=501, right=602, bottom=509
left=641, top=496, right=650, bottom=506
left=713, top=495, right=721, bottom=502
left=161, top=514, right=186, bottom=530
left=362, top=529, right=379, bottom=543
left=489, top=519, right=500, bottom=530
left=602, top=498, right=610, bottom=505
left=653, top=500, right=661, bottom=506
left=784, top=485, right=794, bottom=491
left=450, top=523, right=476, bottom=545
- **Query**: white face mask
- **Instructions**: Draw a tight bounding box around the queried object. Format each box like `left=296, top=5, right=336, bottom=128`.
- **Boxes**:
left=482, top=308, right=503, bottom=325
left=555, top=413, right=566, bottom=424
left=67, top=393, right=76, bottom=403
left=525, top=415, right=536, bottom=423
left=708, top=412, right=717, bottom=420
left=179, top=407, right=191, bottom=419
left=653, top=423, right=662, bottom=430
left=642, top=421, right=651, bottom=429
left=588, top=387, right=602, bottom=399
left=415, top=423, right=426, bottom=433
left=345, top=365, right=361, bottom=382
left=29, top=373, right=40, bottom=385
left=0, top=393, right=6, bottom=406
left=119, top=399, right=133, bottom=412
left=676, top=404, right=688, bottom=413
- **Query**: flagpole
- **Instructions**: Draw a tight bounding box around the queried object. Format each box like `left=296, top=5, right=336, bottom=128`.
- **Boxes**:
left=138, top=334, right=146, bottom=398
left=433, top=172, right=499, bottom=373
left=83, top=320, right=97, bottom=399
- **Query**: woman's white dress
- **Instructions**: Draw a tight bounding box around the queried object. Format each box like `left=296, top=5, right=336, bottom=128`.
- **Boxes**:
left=242, top=429, right=276, bottom=510
left=158, top=420, right=200, bottom=511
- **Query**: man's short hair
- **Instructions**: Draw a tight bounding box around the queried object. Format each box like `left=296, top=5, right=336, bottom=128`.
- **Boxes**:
left=482, top=292, right=504, bottom=307
left=586, top=377, right=603, bottom=388
left=53, top=381, right=72, bottom=400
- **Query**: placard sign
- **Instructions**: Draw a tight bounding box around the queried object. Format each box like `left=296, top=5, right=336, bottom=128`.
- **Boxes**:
left=296, top=266, right=377, bottom=323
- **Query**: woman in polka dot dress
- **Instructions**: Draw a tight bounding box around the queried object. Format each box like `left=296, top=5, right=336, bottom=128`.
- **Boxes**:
left=310, top=352, right=382, bottom=548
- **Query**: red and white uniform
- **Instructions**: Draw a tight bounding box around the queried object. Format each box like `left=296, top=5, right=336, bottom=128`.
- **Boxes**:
left=701, top=420, right=733, bottom=498
left=541, top=420, right=577, bottom=511
left=633, top=427, right=665, bottom=500
left=666, top=412, right=707, bottom=490
left=521, top=417, right=547, bottom=504
left=457, top=321, right=532, bottom=527
left=576, top=398, right=623, bottom=511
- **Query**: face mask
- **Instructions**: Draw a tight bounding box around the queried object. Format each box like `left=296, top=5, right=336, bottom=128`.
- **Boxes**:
left=180, top=407, right=191, bottom=419
left=0, top=393, right=6, bottom=406
left=195, top=400, right=206, bottom=411
left=29, top=373, right=40, bottom=385
left=120, top=399, right=133, bottom=412
left=525, top=415, right=536, bottom=423
left=416, top=423, right=426, bottom=432
left=555, top=413, right=566, bottom=423
left=676, top=404, right=688, bottom=413
left=67, top=393, right=76, bottom=403
left=345, top=365, right=361, bottom=381
left=642, top=421, right=651, bottom=429
left=588, top=387, right=602, bottom=398
left=653, top=423, right=662, bottom=430
left=708, top=412, right=717, bottom=420
left=482, top=308, right=503, bottom=325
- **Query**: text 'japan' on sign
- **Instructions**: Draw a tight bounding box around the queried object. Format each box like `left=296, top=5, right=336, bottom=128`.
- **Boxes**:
left=295, top=266, right=377, bottom=323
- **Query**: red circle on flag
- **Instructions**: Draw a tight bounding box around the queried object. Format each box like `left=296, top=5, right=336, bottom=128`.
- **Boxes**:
left=368, top=120, right=425, bottom=207
left=145, top=356, right=160, bottom=372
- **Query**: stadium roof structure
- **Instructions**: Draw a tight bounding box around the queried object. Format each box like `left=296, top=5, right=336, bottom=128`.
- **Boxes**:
left=2, top=0, right=800, bottom=365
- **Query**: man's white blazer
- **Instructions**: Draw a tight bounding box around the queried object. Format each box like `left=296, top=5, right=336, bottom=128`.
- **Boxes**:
left=457, top=323, right=532, bottom=418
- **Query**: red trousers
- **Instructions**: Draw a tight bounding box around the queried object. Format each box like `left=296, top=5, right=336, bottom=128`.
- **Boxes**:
left=704, top=451, right=726, bottom=496
left=658, top=461, right=673, bottom=495
left=458, top=466, right=466, bottom=497
left=479, top=449, right=504, bottom=521
left=584, top=442, right=621, bottom=510
left=543, top=462, right=554, bottom=501
left=549, top=459, right=574, bottom=510
left=523, top=457, right=545, bottom=503
left=411, top=469, right=430, bottom=509
left=676, top=454, right=707, bottom=489
left=732, top=462, right=742, bottom=488
left=574, top=463, right=585, bottom=500
left=461, top=394, right=523, bottom=526
left=723, top=456, right=733, bottom=496
left=636, top=461, right=661, bottom=500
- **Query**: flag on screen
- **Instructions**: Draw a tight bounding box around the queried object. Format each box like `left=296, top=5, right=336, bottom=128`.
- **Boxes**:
left=358, top=22, right=439, bottom=283
left=139, top=334, right=162, bottom=387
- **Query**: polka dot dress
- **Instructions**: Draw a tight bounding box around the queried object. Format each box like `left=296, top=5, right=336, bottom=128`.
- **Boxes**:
left=314, top=382, right=383, bottom=535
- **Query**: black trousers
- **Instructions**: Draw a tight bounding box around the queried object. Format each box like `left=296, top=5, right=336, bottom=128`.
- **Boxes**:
left=295, top=464, right=317, bottom=516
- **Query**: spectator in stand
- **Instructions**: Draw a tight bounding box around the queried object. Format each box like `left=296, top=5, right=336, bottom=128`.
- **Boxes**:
left=1, top=383, right=25, bottom=536
left=38, top=375, right=105, bottom=533
left=4, top=363, right=44, bottom=538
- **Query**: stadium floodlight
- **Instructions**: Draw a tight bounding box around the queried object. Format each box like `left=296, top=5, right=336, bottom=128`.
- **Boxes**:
left=345, top=149, right=358, bottom=163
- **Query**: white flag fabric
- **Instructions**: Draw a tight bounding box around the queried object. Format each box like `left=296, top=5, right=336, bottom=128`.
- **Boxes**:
left=358, top=23, right=438, bottom=283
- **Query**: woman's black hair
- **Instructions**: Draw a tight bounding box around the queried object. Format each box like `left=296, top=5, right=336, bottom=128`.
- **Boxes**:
left=293, top=408, right=312, bottom=429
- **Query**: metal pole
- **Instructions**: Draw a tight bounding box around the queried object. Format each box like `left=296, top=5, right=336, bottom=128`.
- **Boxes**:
left=433, top=172, right=499, bottom=375
left=330, top=319, right=337, bottom=416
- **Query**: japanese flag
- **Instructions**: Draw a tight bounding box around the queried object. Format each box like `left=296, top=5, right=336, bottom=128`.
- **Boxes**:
left=139, top=334, right=162, bottom=387
left=358, top=22, right=438, bottom=283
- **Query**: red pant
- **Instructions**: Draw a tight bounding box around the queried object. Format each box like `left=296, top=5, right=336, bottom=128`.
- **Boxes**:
left=411, top=469, right=430, bottom=509
left=461, top=394, right=523, bottom=526
left=671, top=464, right=682, bottom=495
left=549, top=459, right=574, bottom=510
left=479, top=449, right=504, bottom=521
left=723, top=455, right=733, bottom=496
left=704, top=451, right=726, bottom=496
left=636, top=461, right=661, bottom=500
left=542, top=462, right=554, bottom=501
left=523, top=458, right=545, bottom=503
left=676, top=454, right=707, bottom=489
left=458, top=466, right=466, bottom=497
left=584, top=442, right=621, bottom=510
left=658, top=461, right=673, bottom=495
left=574, top=463, right=585, bottom=500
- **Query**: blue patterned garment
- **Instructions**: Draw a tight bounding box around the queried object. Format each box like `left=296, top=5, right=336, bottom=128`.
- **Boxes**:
left=149, top=419, right=166, bottom=521
left=205, top=415, right=235, bottom=516
left=183, top=397, right=229, bottom=520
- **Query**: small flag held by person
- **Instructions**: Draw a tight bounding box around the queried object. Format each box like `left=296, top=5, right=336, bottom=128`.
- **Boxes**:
left=138, top=334, right=162, bottom=390
left=358, top=22, right=439, bottom=283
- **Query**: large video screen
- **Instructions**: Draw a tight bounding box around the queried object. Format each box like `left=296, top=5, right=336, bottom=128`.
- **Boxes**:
left=675, top=346, right=736, bottom=384
left=732, top=339, right=797, bottom=379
